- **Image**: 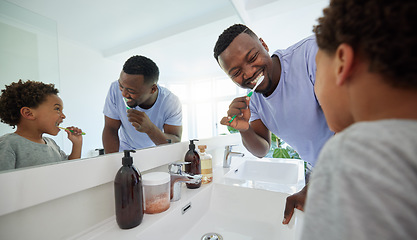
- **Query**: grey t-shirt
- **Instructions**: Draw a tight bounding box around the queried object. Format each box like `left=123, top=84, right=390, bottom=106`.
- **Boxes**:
left=301, top=120, right=417, bottom=240
left=0, top=133, right=68, bottom=171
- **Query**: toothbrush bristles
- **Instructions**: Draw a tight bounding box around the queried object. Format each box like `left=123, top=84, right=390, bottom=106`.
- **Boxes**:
left=123, top=97, right=131, bottom=109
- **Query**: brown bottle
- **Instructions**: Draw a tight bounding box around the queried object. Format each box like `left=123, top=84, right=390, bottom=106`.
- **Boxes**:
left=114, top=150, right=144, bottom=229
left=184, top=139, right=201, bottom=189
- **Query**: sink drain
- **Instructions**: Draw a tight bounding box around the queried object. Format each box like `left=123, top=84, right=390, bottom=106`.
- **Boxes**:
left=201, top=232, right=223, bottom=240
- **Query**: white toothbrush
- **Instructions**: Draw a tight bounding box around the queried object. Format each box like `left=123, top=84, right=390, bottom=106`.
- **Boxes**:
left=123, top=97, right=131, bottom=110
left=229, top=75, right=264, bottom=123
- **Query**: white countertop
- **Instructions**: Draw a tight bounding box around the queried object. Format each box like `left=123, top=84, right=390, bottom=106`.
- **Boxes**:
left=69, top=156, right=305, bottom=240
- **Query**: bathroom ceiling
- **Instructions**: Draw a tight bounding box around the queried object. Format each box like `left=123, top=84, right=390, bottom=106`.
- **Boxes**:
left=6, top=0, right=284, bottom=57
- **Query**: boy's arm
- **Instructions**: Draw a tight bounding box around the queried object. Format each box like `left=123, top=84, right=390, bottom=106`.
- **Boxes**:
left=68, top=140, right=82, bottom=160
left=65, top=126, right=83, bottom=160
left=0, top=144, right=16, bottom=170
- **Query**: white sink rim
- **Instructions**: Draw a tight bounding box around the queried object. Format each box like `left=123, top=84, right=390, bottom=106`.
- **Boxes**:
left=222, top=157, right=305, bottom=194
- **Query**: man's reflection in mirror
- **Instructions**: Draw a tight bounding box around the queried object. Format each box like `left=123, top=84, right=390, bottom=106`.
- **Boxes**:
left=102, top=55, right=182, bottom=153
left=0, top=80, right=84, bottom=171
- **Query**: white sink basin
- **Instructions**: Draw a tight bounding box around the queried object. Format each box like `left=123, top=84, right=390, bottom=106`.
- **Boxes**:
left=136, top=183, right=303, bottom=240
left=223, top=158, right=305, bottom=194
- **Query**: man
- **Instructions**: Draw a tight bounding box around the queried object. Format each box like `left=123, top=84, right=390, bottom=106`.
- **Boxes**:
left=214, top=24, right=334, bottom=223
left=102, top=55, right=182, bottom=153
left=301, top=0, right=417, bottom=239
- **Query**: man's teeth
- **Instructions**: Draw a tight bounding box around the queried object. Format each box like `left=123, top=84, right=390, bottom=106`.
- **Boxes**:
left=251, top=74, right=263, bottom=85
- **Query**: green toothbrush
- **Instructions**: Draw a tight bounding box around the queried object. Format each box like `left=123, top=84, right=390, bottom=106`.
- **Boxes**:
left=229, top=75, right=264, bottom=123
left=58, top=126, right=86, bottom=135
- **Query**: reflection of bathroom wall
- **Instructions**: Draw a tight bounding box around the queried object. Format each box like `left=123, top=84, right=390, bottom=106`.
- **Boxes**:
left=0, top=22, right=39, bottom=81
left=0, top=0, right=61, bottom=143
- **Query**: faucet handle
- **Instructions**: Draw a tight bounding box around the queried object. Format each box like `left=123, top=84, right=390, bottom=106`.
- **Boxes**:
left=168, top=162, right=190, bottom=174
left=225, top=144, right=237, bottom=150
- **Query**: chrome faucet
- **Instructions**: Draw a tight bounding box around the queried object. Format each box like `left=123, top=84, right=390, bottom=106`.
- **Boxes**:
left=168, top=162, right=202, bottom=202
left=223, top=145, right=244, bottom=168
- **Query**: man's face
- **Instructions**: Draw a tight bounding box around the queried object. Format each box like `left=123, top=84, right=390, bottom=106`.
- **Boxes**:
left=315, top=49, right=352, bottom=133
left=218, top=33, right=272, bottom=94
left=118, top=71, right=154, bottom=108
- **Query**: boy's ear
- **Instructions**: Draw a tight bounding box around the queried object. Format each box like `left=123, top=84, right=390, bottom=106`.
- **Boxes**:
left=20, top=107, right=35, bottom=120
left=335, top=43, right=354, bottom=86
left=259, top=38, right=269, bottom=52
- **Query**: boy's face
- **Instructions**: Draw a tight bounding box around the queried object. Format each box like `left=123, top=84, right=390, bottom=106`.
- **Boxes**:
left=218, top=33, right=272, bottom=94
left=118, top=71, right=155, bottom=108
left=315, top=49, right=352, bottom=133
left=34, top=94, right=66, bottom=136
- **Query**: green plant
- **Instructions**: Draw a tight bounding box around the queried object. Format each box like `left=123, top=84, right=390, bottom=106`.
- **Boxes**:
left=227, top=127, right=300, bottom=159
left=270, top=133, right=301, bottom=159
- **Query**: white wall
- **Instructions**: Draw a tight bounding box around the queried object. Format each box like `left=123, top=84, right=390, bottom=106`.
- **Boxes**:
left=250, top=0, right=329, bottom=51
left=56, top=38, right=120, bottom=157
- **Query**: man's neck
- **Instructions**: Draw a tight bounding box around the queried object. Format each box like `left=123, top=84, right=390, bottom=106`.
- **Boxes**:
left=263, top=55, right=281, bottom=97
left=139, top=87, right=159, bottom=109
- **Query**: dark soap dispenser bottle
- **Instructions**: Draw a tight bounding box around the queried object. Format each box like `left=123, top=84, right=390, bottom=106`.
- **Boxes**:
left=184, top=139, right=201, bottom=189
left=114, top=150, right=144, bottom=229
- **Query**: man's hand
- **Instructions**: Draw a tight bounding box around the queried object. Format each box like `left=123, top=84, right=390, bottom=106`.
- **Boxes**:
left=282, top=185, right=308, bottom=224
left=220, top=96, right=251, bottom=131
left=127, top=109, right=155, bottom=133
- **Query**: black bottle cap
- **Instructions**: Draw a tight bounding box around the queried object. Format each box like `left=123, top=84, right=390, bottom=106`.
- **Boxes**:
left=95, top=148, right=104, bottom=155
left=122, top=150, right=136, bottom=166
left=189, top=139, right=199, bottom=150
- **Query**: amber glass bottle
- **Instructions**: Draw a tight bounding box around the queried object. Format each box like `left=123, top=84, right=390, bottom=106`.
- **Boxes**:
left=184, top=139, right=201, bottom=189
left=114, top=150, right=144, bottom=229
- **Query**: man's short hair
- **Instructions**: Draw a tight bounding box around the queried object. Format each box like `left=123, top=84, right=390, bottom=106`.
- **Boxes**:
left=123, top=55, right=159, bottom=84
left=213, top=24, right=257, bottom=62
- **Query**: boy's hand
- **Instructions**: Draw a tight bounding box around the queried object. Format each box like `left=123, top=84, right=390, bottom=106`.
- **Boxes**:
left=220, top=96, right=251, bottom=131
left=65, top=126, right=83, bottom=144
left=282, top=185, right=308, bottom=225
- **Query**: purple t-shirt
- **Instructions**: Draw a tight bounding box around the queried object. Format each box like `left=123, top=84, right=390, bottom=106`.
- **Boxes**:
left=249, top=35, right=333, bottom=166
left=103, top=81, right=182, bottom=151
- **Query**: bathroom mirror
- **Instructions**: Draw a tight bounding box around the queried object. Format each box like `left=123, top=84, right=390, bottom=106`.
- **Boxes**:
left=0, top=0, right=66, bottom=173
left=0, top=0, right=328, bottom=173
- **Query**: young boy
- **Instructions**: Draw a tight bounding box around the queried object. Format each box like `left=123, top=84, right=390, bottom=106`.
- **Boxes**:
left=301, top=0, right=417, bottom=239
left=0, top=80, right=83, bottom=171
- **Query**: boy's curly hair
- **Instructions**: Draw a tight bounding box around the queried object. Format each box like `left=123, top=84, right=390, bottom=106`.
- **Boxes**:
left=0, top=80, right=59, bottom=127
left=213, top=24, right=257, bottom=62
left=123, top=55, right=159, bottom=84
left=314, top=0, right=417, bottom=88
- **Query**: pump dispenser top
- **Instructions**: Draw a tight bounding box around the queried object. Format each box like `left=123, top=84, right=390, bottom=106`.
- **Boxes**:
left=184, top=139, right=201, bottom=189
left=122, top=149, right=134, bottom=166
left=189, top=139, right=197, bottom=150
